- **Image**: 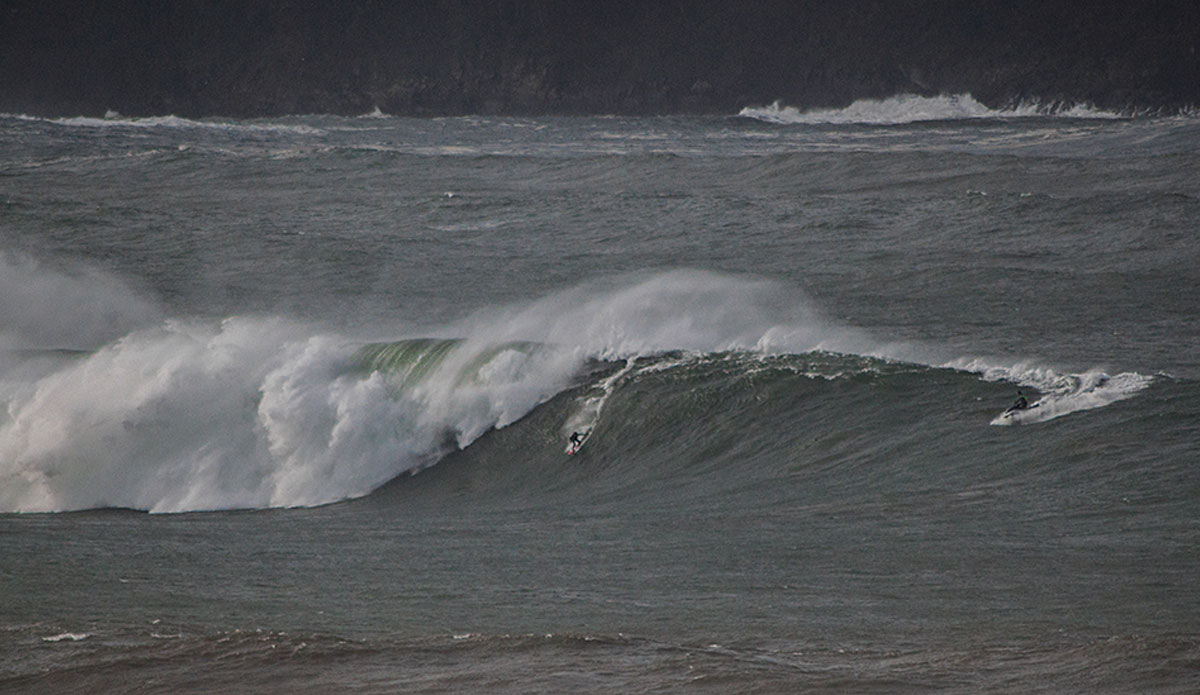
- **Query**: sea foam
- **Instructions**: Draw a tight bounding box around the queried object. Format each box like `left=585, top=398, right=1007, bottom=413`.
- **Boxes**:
left=41, top=632, right=92, bottom=642
left=738, top=94, right=1125, bottom=125
left=947, top=357, right=1153, bottom=425
left=0, top=317, right=584, bottom=513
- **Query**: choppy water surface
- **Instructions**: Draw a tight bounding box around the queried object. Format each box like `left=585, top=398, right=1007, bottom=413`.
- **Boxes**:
left=2, top=97, right=1198, bottom=692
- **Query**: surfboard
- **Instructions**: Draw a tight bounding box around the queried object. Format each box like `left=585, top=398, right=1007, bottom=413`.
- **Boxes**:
left=1000, top=402, right=1040, bottom=423
left=566, top=430, right=591, bottom=455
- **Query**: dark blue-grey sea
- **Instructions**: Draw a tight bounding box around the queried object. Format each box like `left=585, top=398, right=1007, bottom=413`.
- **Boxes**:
left=2, top=95, right=1198, bottom=692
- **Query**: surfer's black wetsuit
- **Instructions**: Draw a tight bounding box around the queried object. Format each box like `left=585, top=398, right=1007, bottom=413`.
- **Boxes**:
left=1011, top=393, right=1029, bottom=411
left=569, top=432, right=585, bottom=446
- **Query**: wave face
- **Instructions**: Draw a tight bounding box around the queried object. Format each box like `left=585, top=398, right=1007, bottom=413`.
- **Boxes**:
left=374, top=348, right=1169, bottom=515
left=738, top=94, right=1127, bottom=125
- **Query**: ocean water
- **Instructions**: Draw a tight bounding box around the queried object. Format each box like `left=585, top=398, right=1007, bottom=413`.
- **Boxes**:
left=2, top=95, right=1199, bottom=692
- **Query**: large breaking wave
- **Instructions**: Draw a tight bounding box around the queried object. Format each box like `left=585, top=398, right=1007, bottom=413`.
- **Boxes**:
left=0, top=263, right=1152, bottom=513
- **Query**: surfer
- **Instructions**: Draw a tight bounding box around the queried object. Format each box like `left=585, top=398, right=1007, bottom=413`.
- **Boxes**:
left=569, top=431, right=587, bottom=448
left=1009, top=391, right=1029, bottom=412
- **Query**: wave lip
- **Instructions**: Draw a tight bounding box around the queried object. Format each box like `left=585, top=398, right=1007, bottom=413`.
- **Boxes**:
left=738, top=93, right=1126, bottom=125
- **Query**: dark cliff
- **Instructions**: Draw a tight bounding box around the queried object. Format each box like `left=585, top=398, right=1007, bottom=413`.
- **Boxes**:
left=3, top=0, right=1198, bottom=117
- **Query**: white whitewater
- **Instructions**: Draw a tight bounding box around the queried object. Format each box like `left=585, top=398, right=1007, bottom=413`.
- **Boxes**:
left=739, top=93, right=1124, bottom=125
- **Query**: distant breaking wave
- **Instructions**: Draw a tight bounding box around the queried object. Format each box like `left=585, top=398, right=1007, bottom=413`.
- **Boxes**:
left=4, top=112, right=325, bottom=135
left=738, top=94, right=1129, bottom=125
